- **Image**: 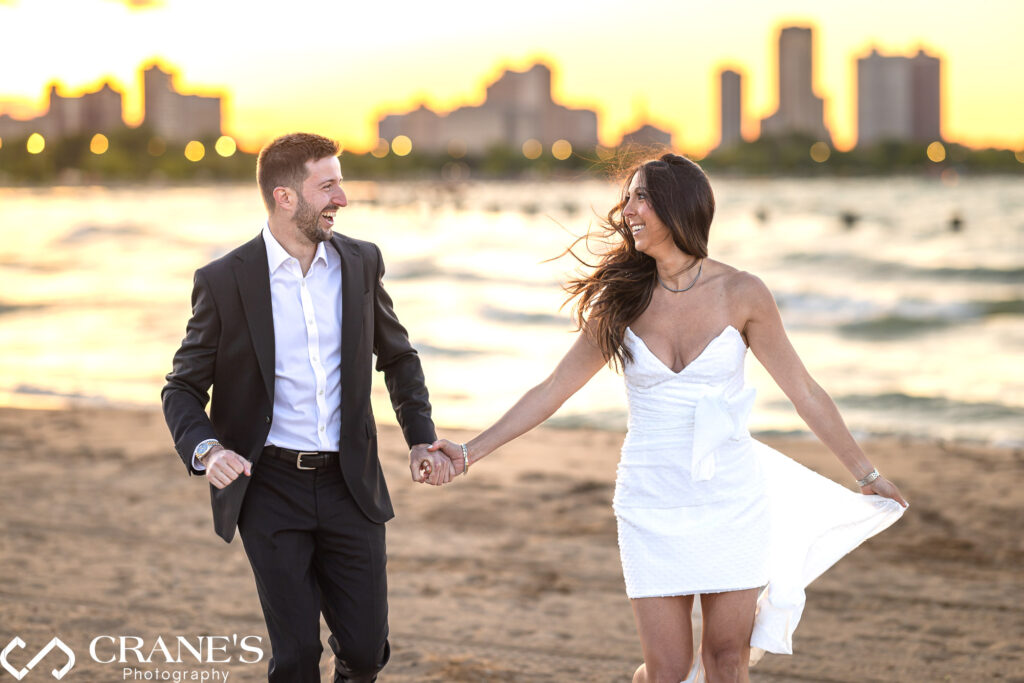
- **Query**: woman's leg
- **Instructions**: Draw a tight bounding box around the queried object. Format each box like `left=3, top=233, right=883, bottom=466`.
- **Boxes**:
left=630, top=594, right=696, bottom=683
left=699, top=588, right=759, bottom=683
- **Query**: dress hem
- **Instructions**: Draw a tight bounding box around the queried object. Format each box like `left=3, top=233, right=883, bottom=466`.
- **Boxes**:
left=627, top=582, right=767, bottom=600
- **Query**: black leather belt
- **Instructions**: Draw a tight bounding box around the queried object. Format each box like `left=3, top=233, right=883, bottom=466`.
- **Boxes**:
left=263, top=446, right=339, bottom=470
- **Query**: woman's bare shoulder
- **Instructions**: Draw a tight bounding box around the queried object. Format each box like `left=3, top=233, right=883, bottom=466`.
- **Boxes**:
left=714, top=265, right=776, bottom=323
left=708, top=261, right=771, bottom=298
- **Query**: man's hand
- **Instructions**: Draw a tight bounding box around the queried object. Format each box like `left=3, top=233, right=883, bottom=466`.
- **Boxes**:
left=410, top=443, right=453, bottom=485
left=428, top=439, right=466, bottom=476
left=204, top=447, right=252, bottom=489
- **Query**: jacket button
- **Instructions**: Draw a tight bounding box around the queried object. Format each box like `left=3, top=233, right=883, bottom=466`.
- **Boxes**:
left=265, top=416, right=271, bottom=424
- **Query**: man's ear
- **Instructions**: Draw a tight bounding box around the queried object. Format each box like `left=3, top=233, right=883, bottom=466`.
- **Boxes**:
left=273, top=186, right=295, bottom=212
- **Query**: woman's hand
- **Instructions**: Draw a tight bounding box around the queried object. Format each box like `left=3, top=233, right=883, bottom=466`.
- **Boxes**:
left=428, top=439, right=466, bottom=478
left=862, top=476, right=909, bottom=508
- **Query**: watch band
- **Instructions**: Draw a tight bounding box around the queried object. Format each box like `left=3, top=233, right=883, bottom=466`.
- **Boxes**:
left=194, top=439, right=221, bottom=465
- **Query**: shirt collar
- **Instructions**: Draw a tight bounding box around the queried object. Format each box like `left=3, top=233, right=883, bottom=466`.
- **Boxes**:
left=262, top=224, right=330, bottom=274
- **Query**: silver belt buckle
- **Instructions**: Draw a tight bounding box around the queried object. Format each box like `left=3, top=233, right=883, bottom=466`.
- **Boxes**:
left=295, top=451, right=318, bottom=470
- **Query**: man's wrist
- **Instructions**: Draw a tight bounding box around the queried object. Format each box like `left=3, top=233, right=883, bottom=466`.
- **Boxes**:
left=194, top=439, right=222, bottom=466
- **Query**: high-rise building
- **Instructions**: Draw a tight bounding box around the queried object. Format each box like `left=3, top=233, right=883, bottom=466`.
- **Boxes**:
left=620, top=124, right=672, bottom=149
left=47, top=82, right=123, bottom=138
left=143, top=63, right=222, bottom=142
left=857, top=48, right=941, bottom=146
left=760, top=26, right=831, bottom=142
left=0, top=61, right=224, bottom=146
left=719, top=69, right=743, bottom=148
left=0, top=81, right=124, bottom=141
left=379, top=63, right=598, bottom=155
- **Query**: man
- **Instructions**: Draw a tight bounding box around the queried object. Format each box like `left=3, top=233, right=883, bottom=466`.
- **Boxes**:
left=162, top=133, right=452, bottom=682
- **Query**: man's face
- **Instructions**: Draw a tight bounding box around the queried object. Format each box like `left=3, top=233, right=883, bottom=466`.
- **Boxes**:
left=294, top=156, right=347, bottom=245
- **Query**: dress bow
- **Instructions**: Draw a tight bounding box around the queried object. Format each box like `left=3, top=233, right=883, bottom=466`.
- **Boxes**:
left=691, top=386, right=756, bottom=481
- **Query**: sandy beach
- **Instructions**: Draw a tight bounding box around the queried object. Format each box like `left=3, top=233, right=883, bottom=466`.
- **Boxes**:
left=1, top=405, right=1021, bottom=682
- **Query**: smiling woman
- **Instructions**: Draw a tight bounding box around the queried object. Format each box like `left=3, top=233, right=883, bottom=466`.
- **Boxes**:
left=424, top=152, right=910, bottom=682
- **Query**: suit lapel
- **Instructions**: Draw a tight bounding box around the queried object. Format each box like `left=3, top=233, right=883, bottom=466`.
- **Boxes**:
left=332, top=234, right=366, bottom=389
left=233, top=234, right=275, bottom=402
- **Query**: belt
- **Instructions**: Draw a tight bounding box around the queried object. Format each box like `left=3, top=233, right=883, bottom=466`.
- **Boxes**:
left=262, top=446, right=339, bottom=470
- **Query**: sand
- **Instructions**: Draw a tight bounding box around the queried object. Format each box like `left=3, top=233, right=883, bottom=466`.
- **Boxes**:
left=1, top=405, right=1021, bottom=682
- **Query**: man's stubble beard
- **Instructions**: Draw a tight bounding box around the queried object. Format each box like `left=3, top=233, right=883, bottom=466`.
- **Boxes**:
left=295, top=194, right=331, bottom=244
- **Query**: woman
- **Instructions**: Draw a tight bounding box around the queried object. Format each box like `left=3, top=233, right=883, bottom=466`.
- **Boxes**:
left=426, top=154, right=907, bottom=682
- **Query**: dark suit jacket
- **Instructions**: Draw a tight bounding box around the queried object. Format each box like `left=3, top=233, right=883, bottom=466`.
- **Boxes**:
left=162, top=231, right=436, bottom=542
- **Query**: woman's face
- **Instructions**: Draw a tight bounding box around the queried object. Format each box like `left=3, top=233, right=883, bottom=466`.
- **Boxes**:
left=622, top=169, right=672, bottom=255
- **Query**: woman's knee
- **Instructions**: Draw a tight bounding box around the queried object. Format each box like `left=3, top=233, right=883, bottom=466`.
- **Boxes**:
left=703, top=644, right=745, bottom=676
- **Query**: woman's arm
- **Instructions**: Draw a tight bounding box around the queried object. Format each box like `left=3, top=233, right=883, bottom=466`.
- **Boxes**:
left=430, top=332, right=608, bottom=475
left=738, top=273, right=908, bottom=506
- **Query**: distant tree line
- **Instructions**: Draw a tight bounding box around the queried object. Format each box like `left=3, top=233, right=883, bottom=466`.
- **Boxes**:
left=700, top=134, right=1024, bottom=176
left=0, top=128, right=1020, bottom=185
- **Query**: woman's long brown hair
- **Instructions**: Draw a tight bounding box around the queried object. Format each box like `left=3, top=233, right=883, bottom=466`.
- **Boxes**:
left=563, top=153, right=716, bottom=370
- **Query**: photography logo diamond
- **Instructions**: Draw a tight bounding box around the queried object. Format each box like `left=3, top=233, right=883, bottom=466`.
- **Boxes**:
left=0, top=637, right=75, bottom=680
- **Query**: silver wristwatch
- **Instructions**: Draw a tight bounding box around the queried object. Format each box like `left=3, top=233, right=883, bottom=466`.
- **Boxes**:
left=195, top=439, right=221, bottom=465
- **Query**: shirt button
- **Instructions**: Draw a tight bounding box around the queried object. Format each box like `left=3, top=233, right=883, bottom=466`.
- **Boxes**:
left=318, top=389, right=324, bottom=396
left=319, top=425, right=325, bottom=432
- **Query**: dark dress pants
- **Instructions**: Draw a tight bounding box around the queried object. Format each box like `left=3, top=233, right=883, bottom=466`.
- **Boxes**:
left=237, top=453, right=389, bottom=682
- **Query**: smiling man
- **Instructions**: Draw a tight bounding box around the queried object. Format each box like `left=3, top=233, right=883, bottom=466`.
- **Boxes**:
left=162, top=133, right=451, bottom=682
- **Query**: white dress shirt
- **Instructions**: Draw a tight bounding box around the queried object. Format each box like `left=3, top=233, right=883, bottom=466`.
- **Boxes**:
left=262, top=224, right=343, bottom=451
left=193, top=225, right=343, bottom=470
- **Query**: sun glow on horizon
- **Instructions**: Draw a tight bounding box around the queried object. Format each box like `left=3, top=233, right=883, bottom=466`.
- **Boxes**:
left=0, top=1, right=1021, bottom=156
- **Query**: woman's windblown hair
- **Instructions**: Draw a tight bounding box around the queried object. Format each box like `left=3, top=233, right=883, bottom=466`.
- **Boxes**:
left=563, top=153, right=715, bottom=370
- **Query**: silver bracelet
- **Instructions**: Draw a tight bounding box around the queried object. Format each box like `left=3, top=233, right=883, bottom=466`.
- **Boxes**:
left=856, top=468, right=880, bottom=487
left=461, top=443, right=469, bottom=476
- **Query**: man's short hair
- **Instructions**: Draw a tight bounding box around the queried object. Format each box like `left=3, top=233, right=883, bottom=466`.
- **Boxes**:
left=257, top=133, right=340, bottom=212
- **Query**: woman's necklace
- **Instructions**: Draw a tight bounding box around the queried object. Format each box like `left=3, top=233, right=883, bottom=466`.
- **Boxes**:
left=656, top=259, right=703, bottom=293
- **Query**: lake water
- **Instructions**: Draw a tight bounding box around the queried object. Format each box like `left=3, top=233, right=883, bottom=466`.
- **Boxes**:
left=1, top=176, right=1021, bottom=445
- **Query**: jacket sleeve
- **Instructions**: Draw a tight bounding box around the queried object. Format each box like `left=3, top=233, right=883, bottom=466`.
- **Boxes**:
left=370, top=244, right=437, bottom=447
left=161, top=268, right=221, bottom=475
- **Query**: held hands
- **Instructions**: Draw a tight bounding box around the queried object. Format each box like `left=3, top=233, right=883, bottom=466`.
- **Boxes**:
left=409, top=443, right=455, bottom=485
left=429, top=439, right=467, bottom=478
left=862, top=475, right=909, bottom=508
left=408, top=439, right=467, bottom=486
left=203, top=446, right=252, bottom=489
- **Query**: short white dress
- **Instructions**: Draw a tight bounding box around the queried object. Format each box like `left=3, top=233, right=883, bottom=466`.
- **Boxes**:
left=614, top=325, right=905, bottom=656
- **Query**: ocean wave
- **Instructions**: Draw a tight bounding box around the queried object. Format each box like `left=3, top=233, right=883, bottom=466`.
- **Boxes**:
left=12, top=383, right=104, bottom=401
left=837, top=315, right=957, bottom=338
left=0, top=302, right=47, bottom=316
left=833, top=392, right=1024, bottom=421
left=60, top=223, right=148, bottom=245
left=775, top=291, right=1024, bottom=338
left=545, top=409, right=627, bottom=431
left=416, top=343, right=495, bottom=358
left=386, top=258, right=553, bottom=289
left=480, top=305, right=572, bottom=327
left=783, top=252, right=1024, bottom=284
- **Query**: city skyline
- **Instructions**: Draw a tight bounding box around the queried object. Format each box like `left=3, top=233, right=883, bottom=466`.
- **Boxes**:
left=0, top=0, right=1021, bottom=154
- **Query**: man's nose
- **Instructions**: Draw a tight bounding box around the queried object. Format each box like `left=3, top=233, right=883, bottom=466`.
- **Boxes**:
left=333, top=188, right=347, bottom=207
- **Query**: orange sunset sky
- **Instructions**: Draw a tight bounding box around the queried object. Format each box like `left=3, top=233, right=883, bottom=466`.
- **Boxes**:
left=0, top=0, right=1021, bottom=154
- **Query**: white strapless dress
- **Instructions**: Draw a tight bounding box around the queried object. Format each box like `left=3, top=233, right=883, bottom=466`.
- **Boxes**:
left=614, top=325, right=905, bottom=658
